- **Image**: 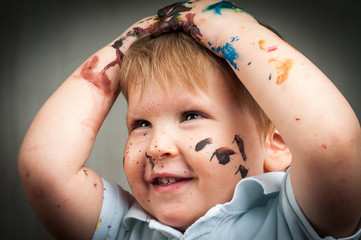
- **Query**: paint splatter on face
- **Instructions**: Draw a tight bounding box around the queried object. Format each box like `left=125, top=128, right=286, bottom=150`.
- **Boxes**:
left=268, top=58, right=294, bottom=85
left=235, top=164, right=248, bottom=178
left=210, top=147, right=235, bottom=165
left=195, top=138, right=213, bottom=152
left=203, top=1, right=244, bottom=15
left=145, top=152, right=155, bottom=169
left=232, top=135, right=247, bottom=161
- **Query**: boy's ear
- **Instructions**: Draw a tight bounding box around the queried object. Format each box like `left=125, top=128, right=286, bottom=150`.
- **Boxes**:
left=264, top=129, right=292, bottom=172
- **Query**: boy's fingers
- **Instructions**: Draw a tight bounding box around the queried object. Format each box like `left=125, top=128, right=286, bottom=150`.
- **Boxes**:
left=151, top=1, right=194, bottom=37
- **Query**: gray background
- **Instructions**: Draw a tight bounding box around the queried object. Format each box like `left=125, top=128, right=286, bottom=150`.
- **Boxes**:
left=1, top=0, right=360, bottom=239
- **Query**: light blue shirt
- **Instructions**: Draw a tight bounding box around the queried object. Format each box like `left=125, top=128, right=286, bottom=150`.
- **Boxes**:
left=92, top=170, right=361, bottom=240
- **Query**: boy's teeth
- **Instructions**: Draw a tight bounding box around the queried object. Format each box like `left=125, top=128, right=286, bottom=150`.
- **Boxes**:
left=157, top=177, right=177, bottom=185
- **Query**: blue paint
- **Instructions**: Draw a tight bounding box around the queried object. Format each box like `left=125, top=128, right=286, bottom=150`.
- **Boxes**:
left=203, top=1, right=244, bottom=15
left=269, top=73, right=272, bottom=80
left=208, top=41, right=212, bottom=46
left=221, top=43, right=240, bottom=71
left=248, top=62, right=251, bottom=65
left=231, top=36, right=239, bottom=42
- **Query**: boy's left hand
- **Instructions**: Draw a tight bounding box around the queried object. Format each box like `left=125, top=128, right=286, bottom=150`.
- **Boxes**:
left=150, top=0, right=257, bottom=56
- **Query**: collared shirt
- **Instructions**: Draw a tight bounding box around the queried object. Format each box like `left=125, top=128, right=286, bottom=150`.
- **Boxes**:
left=93, top=170, right=361, bottom=240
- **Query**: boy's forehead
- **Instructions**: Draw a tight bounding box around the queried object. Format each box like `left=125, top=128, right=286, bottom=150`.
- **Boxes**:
left=126, top=68, right=237, bottom=112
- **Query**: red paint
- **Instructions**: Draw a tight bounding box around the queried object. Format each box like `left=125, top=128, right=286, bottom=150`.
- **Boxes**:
left=321, top=144, right=327, bottom=149
left=81, top=56, right=112, bottom=95
left=296, top=118, right=300, bottom=121
left=267, top=46, right=278, bottom=52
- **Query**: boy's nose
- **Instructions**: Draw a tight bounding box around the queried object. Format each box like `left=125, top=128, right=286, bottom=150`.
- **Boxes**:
left=146, top=128, right=179, bottom=161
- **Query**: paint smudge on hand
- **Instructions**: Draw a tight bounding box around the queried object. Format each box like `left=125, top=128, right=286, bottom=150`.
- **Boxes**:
left=195, top=138, right=213, bottom=152
left=268, top=58, right=294, bottom=85
left=232, top=135, right=247, bottom=161
left=151, top=2, right=202, bottom=42
left=203, top=1, right=245, bottom=15
left=210, top=147, right=235, bottom=165
left=145, top=152, right=155, bottom=169
left=235, top=164, right=248, bottom=178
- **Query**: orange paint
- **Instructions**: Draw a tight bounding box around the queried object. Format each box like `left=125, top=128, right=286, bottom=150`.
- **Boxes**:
left=258, top=40, right=266, bottom=50
left=268, top=58, right=294, bottom=84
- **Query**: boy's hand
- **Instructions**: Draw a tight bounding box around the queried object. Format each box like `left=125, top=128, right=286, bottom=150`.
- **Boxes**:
left=151, top=0, right=257, bottom=58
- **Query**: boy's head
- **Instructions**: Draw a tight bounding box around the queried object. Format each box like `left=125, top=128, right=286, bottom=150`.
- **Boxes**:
left=120, top=31, right=291, bottom=230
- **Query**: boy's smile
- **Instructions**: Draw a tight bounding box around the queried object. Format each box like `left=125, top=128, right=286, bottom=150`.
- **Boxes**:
left=123, top=69, right=267, bottom=231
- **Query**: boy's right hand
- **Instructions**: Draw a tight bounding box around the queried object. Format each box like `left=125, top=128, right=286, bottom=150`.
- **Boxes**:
left=17, top=14, right=164, bottom=240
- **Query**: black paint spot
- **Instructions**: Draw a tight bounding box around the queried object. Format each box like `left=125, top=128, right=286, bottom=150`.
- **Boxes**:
left=195, top=138, right=213, bottom=152
left=235, top=164, right=248, bottom=178
left=210, top=147, right=235, bottom=165
left=145, top=152, right=155, bottom=169
left=233, top=135, right=247, bottom=161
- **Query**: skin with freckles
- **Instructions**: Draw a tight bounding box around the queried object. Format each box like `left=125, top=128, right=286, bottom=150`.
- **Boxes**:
left=124, top=67, right=267, bottom=231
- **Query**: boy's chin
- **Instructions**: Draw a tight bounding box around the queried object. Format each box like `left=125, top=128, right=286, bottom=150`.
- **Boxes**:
left=154, top=207, right=202, bottom=232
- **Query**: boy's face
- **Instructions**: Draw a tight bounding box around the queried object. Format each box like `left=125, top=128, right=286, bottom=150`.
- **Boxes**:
left=124, top=69, right=267, bottom=231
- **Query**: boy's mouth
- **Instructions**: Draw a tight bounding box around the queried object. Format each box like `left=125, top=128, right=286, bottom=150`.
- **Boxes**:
left=153, top=177, right=192, bottom=186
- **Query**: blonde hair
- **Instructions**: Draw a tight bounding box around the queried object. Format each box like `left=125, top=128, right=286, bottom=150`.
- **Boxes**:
left=119, top=31, right=274, bottom=140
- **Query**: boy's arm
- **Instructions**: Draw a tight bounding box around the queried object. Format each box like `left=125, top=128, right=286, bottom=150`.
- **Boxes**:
left=156, top=0, right=361, bottom=237
left=18, top=17, right=156, bottom=239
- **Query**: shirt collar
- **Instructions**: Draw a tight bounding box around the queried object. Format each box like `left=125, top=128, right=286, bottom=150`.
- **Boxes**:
left=122, top=171, right=285, bottom=238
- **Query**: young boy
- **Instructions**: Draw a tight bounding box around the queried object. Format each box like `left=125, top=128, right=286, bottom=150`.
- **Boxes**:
left=18, top=1, right=361, bottom=239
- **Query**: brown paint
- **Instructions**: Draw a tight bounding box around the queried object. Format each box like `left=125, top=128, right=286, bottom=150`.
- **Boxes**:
left=210, top=147, right=235, bottom=165
left=195, top=138, right=213, bottom=152
left=80, top=56, right=112, bottom=95
left=235, top=164, right=248, bottom=178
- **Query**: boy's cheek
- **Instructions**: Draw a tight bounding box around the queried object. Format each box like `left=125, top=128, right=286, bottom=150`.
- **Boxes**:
left=123, top=138, right=149, bottom=176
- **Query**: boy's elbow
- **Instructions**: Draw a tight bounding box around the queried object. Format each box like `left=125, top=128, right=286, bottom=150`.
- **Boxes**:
left=302, top=113, right=361, bottom=170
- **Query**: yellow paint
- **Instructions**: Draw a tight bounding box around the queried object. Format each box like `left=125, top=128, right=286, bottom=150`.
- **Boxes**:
left=95, top=219, right=102, bottom=230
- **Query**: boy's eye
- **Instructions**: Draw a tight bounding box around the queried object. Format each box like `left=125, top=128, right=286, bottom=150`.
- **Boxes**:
left=132, top=120, right=152, bottom=130
left=181, top=111, right=206, bottom=122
